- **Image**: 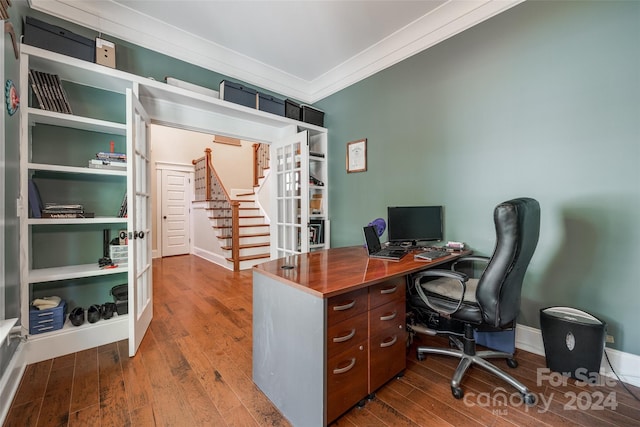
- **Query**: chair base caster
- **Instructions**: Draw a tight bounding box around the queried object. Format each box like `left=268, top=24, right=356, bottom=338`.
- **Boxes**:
left=523, top=392, right=536, bottom=406
left=506, top=358, right=518, bottom=368
left=451, top=386, right=464, bottom=400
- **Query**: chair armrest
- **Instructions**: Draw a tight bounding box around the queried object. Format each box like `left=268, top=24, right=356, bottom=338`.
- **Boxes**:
left=451, top=255, right=490, bottom=275
left=413, top=269, right=469, bottom=316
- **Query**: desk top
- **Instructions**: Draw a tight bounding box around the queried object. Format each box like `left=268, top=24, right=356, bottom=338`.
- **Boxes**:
left=253, top=246, right=471, bottom=298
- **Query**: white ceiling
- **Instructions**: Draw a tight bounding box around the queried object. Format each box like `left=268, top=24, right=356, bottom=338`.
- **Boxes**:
left=29, top=0, right=523, bottom=103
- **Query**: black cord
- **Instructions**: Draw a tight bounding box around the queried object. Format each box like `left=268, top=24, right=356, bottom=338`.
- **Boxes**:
left=604, top=348, right=640, bottom=401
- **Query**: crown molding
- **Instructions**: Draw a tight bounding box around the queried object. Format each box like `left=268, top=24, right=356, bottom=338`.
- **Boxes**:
left=29, top=0, right=523, bottom=104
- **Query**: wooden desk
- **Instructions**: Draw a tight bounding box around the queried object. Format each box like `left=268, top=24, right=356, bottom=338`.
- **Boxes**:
left=252, top=246, right=469, bottom=426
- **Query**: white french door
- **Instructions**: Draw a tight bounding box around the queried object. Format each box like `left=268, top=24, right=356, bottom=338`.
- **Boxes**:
left=271, top=130, right=309, bottom=258
left=127, top=89, right=153, bottom=356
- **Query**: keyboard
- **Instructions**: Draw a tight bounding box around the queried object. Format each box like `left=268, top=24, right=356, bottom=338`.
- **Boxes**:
left=414, top=250, right=449, bottom=261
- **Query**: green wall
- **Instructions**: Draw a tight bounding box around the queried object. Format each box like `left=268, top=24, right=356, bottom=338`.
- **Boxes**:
left=316, top=1, right=640, bottom=355
left=11, top=2, right=640, bottom=357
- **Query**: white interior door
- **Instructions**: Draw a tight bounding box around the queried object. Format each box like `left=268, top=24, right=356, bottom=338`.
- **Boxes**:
left=271, top=130, right=309, bottom=258
left=161, top=169, right=190, bottom=256
left=127, top=89, right=153, bottom=356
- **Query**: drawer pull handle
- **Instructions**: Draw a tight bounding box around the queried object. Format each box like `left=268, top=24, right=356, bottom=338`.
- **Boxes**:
left=333, top=329, right=356, bottom=343
left=380, top=286, right=397, bottom=295
left=333, top=358, right=356, bottom=375
left=380, top=311, right=397, bottom=321
left=380, top=335, right=398, bottom=348
left=333, top=300, right=355, bottom=311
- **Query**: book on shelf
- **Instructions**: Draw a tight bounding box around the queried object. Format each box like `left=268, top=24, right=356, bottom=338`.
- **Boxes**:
left=310, top=193, right=323, bottom=215
left=43, top=203, right=84, bottom=211
left=309, top=219, right=324, bottom=245
left=88, top=159, right=127, bottom=170
left=118, top=192, right=127, bottom=218
left=28, top=69, right=73, bottom=114
left=96, top=152, right=127, bottom=162
left=41, top=212, right=95, bottom=218
left=41, top=202, right=91, bottom=218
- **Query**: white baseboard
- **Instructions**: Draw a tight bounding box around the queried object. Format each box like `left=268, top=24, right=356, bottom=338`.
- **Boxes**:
left=516, top=323, right=640, bottom=388
left=192, top=247, right=231, bottom=270
left=23, top=316, right=128, bottom=364
left=0, top=343, right=26, bottom=425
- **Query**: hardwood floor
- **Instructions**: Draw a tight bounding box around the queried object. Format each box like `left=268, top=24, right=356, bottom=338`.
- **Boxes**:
left=4, top=255, right=640, bottom=426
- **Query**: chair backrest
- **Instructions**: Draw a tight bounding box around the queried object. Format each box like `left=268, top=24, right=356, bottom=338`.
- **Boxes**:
left=476, top=198, right=540, bottom=328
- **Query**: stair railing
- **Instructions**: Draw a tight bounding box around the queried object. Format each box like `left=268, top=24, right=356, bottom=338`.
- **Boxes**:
left=193, top=148, right=240, bottom=271
left=253, top=143, right=270, bottom=187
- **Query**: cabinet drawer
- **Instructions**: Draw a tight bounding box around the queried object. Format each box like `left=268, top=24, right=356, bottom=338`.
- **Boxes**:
left=326, top=342, right=368, bottom=424
left=327, top=311, right=368, bottom=360
left=369, top=298, right=405, bottom=335
left=369, top=277, right=405, bottom=309
left=327, top=288, right=368, bottom=326
left=369, top=327, right=406, bottom=392
left=369, top=298, right=406, bottom=392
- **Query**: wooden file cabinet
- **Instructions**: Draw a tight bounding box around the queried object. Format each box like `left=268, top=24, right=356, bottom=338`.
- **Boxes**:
left=368, top=278, right=406, bottom=393
left=326, top=278, right=406, bottom=423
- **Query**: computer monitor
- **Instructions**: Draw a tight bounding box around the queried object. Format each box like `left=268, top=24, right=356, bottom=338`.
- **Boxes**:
left=387, top=205, right=443, bottom=244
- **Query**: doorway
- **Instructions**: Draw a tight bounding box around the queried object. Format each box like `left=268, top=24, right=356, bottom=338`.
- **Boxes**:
left=160, top=168, right=192, bottom=257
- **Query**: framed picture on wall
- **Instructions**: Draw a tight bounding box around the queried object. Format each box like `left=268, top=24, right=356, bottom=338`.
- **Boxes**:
left=346, top=138, right=367, bottom=173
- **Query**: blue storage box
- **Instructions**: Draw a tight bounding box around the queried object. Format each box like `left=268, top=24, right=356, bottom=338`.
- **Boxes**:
left=475, top=328, right=515, bottom=353
left=219, top=80, right=257, bottom=109
left=24, top=16, right=95, bottom=62
left=258, top=93, right=285, bottom=116
left=29, top=300, right=67, bottom=335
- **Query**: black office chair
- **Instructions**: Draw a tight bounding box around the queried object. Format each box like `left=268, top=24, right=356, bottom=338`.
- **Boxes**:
left=407, top=197, right=540, bottom=405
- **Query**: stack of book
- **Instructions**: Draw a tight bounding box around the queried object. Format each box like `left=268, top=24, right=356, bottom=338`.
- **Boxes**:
left=89, top=152, right=127, bottom=170
left=117, top=193, right=127, bottom=218
left=28, top=69, right=73, bottom=114
left=41, top=203, right=94, bottom=218
left=309, top=219, right=324, bottom=245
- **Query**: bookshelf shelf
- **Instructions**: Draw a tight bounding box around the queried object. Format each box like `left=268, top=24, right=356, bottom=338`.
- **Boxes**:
left=29, top=263, right=128, bottom=283
left=27, top=107, right=126, bottom=134
left=28, top=162, right=127, bottom=176
left=28, top=217, right=128, bottom=225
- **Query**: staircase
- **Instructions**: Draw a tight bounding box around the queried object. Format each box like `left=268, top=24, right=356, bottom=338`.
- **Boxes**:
left=192, top=145, right=271, bottom=271
left=207, top=187, right=271, bottom=270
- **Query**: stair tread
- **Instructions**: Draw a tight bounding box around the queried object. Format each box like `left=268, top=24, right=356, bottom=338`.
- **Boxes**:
left=213, top=224, right=269, bottom=229
left=216, top=232, right=270, bottom=239
left=226, top=253, right=271, bottom=262
left=209, top=215, right=264, bottom=220
left=220, top=242, right=270, bottom=250
left=205, top=207, right=259, bottom=210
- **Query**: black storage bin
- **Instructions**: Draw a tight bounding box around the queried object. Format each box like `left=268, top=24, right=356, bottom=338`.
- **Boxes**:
left=540, top=307, right=606, bottom=383
left=285, top=99, right=301, bottom=121
left=219, top=80, right=257, bottom=109
left=301, top=105, right=325, bottom=127
left=24, top=16, right=95, bottom=62
left=111, top=284, right=128, bottom=315
left=258, top=93, right=285, bottom=116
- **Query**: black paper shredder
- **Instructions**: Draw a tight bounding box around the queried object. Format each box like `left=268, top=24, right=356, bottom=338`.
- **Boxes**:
left=540, top=307, right=606, bottom=382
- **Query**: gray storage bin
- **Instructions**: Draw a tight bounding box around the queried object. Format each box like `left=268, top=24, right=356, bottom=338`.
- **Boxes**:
left=24, top=16, right=95, bottom=62
left=219, top=80, right=257, bottom=109
left=258, top=93, right=285, bottom=116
